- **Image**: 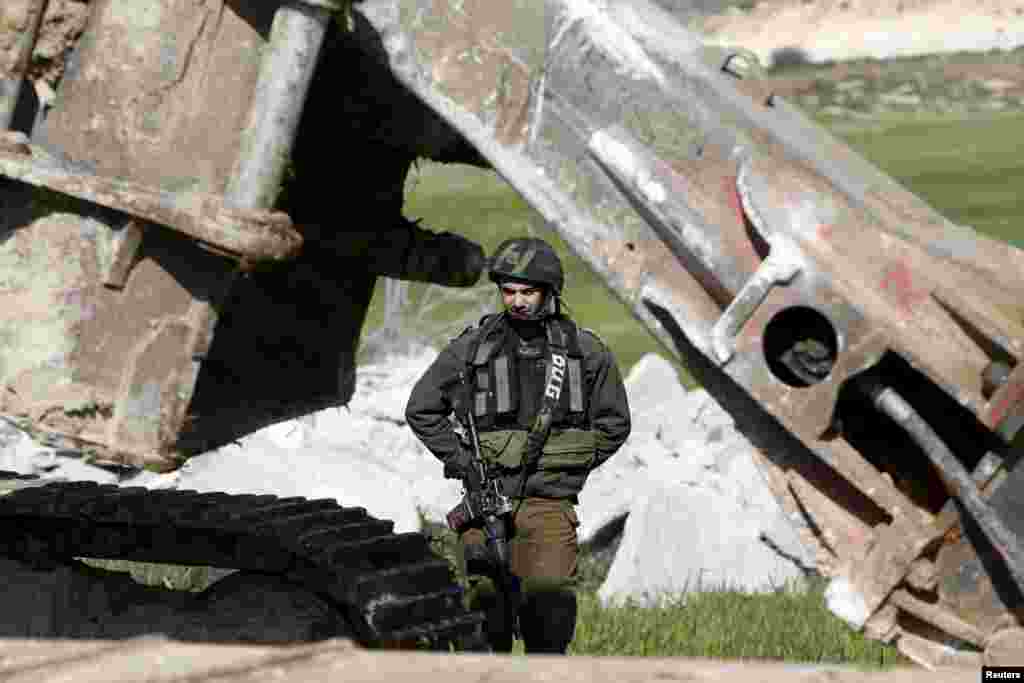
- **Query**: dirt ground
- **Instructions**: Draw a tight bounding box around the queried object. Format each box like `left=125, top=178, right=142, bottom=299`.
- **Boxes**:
left=700, top=0, right=1024, bottom=65
left=0, top=637, right=979, bottom=682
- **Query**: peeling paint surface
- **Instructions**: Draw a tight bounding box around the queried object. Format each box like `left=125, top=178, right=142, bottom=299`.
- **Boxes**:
left=0, top=146, right=302, bottom=264
left=38, top=0, right=273, bottom=195
left=553, top=0, right=665, bottom=85
left=588, top=129, right=665, bottom=203
left=0, top=210, right=87, bottom=406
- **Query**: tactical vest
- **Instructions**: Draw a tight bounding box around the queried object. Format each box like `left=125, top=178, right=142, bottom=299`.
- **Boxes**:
left=465, top=314, right=587, bottom=433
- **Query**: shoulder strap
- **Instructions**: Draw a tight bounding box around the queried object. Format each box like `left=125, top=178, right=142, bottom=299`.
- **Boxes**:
left=514, top=317, right=573, bottom=497
left=579, top=326, right=606, bottom=350
left=468, top=313, right=506, bottom=366
left=549, top=318, right=584, bottom=413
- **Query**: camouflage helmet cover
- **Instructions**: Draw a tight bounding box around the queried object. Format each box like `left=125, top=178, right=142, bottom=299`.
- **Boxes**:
left=488, top=237, right=565, bottom=294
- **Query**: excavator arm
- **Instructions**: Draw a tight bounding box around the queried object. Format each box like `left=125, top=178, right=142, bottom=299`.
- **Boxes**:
left=355, top=0, right=1024, bottom=667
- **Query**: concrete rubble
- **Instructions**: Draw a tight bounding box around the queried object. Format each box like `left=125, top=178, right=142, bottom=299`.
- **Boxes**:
left=584, top=354, right=815, bottom=605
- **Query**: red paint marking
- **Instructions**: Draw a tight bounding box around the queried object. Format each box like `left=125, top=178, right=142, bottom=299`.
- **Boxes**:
left=818, top=223, right=834, bottom=239
left=725, top=175, right=746, bottom=226
left=988, top=377, right=1024, bottom=427
left=880, top=261, right=927, bottom=314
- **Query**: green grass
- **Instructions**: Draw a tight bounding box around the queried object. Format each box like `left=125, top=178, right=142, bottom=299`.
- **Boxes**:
left=570, top=588, right=897, bottom=664
left=832, top=113, right=1024, bottom=245
left=78, top=558, right=211, bottom=591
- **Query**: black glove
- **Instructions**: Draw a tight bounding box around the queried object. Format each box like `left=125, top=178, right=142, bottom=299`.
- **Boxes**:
left=443, top=444, right=475, bottom=480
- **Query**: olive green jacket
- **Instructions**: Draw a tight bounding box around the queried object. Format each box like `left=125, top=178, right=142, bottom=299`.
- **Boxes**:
left=405, top=316, right=631, bottom=499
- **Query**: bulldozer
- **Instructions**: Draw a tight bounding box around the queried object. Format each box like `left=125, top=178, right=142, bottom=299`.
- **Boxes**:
left=0, top=0, right=1022, bottom=667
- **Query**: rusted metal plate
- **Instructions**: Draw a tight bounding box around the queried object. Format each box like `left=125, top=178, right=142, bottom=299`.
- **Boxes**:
left=0, top=139, right=302, bottom=264
left=0, top=191, right=236, bottom=468
left=36, top=0, right=271, bottom=196
left=983, top=362, right=1024, bottom=439
left=0, top=0, right=326, bottom=468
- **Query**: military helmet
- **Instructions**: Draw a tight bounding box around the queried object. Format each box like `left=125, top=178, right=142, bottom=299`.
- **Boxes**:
left=488, top=237, right=564, bottom=294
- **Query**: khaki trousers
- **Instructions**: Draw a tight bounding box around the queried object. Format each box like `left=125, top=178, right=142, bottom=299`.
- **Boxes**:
left=459, top=497, right=579, bottom=654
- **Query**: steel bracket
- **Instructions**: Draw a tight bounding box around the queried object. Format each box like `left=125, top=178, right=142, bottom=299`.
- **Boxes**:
left=0, top=134, right=302, bottom=265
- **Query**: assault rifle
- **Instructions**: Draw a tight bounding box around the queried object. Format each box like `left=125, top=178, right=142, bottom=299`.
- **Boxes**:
left=446, top=407, right=522, bottom=637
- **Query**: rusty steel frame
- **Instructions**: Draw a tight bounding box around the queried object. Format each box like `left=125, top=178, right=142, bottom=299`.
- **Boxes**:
left=0, top=134, right=302, bottom=265
left=862, top=378, right=1024, bottom=603
left=0, top=0, right=49, bottom=129
left=226, top=1, right=335, bottom=210
left=0, top=0, right=341, bottom=468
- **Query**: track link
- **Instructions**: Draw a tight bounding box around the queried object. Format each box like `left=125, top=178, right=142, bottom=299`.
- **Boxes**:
left=0, top=472, right=484, bottom=648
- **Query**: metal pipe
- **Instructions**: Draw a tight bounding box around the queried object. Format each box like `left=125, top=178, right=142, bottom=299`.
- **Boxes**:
left=225, top=2, right=331, bottom=210
left=586, top=125, right=757, bottom=307
left=858, top=377, right=1024, bottom=599
left=889, top=589, right=985, bottom=646
left=0, top=0, right=49, bottom=130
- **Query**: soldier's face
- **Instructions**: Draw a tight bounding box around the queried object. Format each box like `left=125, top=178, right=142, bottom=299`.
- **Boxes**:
left=500, top=282, right=545, bottom=319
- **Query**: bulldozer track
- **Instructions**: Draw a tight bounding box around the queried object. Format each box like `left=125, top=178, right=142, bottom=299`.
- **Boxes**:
left=0, top=471, right=484, bottom=649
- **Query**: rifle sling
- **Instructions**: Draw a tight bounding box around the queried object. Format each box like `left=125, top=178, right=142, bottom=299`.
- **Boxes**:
left=462, top=313, right=570, bottom=500
left=516, top=318, right=569, bottom=499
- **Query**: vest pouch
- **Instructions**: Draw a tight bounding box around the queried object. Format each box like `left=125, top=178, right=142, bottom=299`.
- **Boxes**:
left=539, top=429, right=598, bottom=471
left=476, top=429, right=530, bottom=469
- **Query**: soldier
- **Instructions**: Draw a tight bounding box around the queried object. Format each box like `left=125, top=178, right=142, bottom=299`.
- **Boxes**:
left=405, top=237, right=631, bottom=654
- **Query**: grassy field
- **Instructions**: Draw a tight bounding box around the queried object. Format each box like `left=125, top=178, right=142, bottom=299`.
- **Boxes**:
left=837, top=113, right=1024, bottom=245
left=569, top=589, right=896, bottom=663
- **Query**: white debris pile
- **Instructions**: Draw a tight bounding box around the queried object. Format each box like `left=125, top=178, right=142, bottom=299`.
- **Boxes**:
left=0, top=419, right=120, bottom=485
left=0, top=347, right=816, bottom=603
left=581, top=354, right=814, bottom=606
left=173, top=344, right=461, bottom=534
